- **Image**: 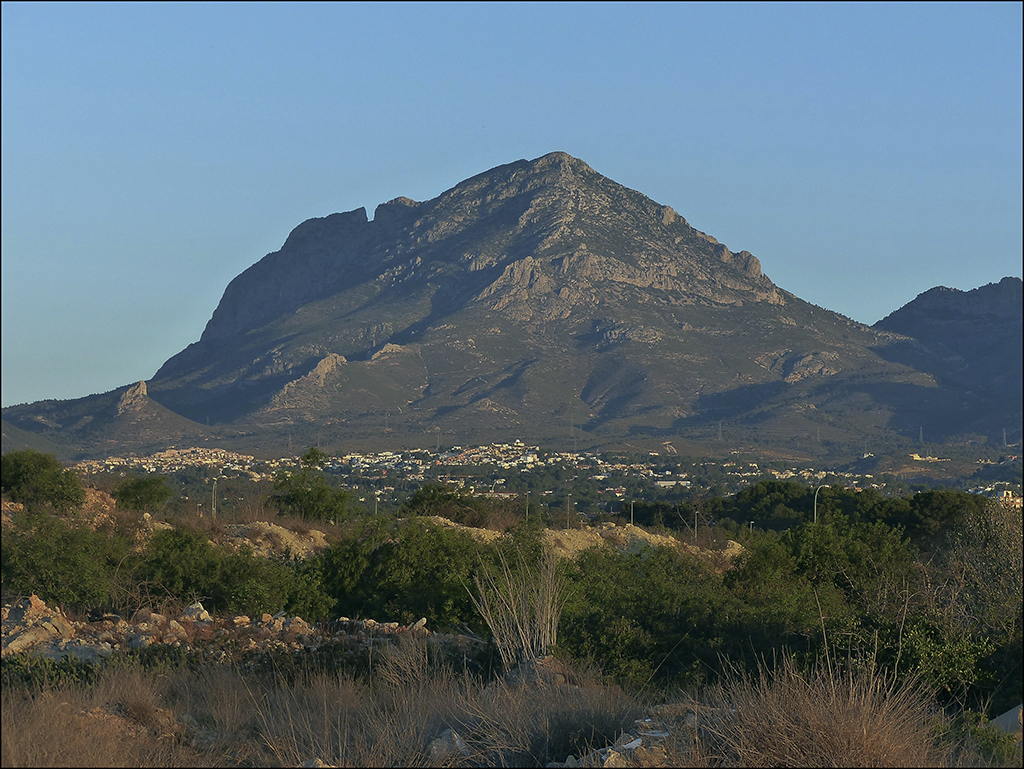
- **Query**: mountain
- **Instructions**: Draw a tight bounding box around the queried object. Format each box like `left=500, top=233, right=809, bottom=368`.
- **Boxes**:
left=3, top=152, right=1020, bottom=458
left=872, top=277, right=1023, bottom=440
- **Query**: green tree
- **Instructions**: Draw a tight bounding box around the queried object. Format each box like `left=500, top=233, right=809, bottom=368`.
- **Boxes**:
left=273, top=448, right=350, bottom=522
left=1, top=450, right=85, bottom=512
left=112, top=475, right=174, bottom=512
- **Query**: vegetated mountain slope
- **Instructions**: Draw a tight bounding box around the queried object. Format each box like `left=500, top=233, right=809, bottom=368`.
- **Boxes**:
left=872, top=277, right=1023, bottom=440
left=3, top=152, right=1017, bottom=457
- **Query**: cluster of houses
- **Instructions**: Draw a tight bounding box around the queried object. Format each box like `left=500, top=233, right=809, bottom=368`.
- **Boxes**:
left=71, top=442, right=1021, bottom=506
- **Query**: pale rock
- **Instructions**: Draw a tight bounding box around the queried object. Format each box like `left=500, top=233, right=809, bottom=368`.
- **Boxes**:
left=165, top=620, right=188, bottom=643
left=2, top=624, right=58, bottom=657
left=128, top=633, right=155, bottom=649
left=428, top=728, right=470, bottom=762
left=181, top=602, right=211, bottom=622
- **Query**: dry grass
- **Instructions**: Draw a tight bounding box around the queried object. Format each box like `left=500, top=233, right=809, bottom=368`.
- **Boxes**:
left=5, top=646, right=1003, bottom=767
left=649, top=656, right=956, bottom=768
left=1, top=638, right=643, bottom=768
left=1, top=665, right=201, bottom=767
left=250, top=635, right=643, bottom=767
left=471, top=547, right=567, bottom=670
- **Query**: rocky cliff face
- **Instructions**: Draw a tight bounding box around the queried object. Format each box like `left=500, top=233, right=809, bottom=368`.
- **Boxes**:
left=189, top=152, right=778, bottom=348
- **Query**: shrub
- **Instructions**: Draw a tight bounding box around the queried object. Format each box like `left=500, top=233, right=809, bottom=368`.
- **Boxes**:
left=1, top=511, right=131, bottom=608
left=1, top=449, right=85, bottom=512
left=134, top=527, right=333, bottom=619
left=560, top=544, right=738, bottom=690
left=112, top=476, right=174, bottom=512
left=315, top=519, right=484, bottom=629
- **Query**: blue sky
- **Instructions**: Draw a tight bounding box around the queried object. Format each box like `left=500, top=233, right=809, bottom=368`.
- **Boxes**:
left=2, top=2, right=1021, bottom=407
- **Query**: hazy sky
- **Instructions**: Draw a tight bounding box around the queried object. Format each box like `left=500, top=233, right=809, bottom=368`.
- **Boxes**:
left=2, top=2, right=1021, bottom=408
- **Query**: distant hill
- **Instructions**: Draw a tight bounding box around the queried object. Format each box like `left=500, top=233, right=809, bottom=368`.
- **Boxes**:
left=871, top=277, right=1022, bottom=442
left=3, top=153, right=1020, bottom=458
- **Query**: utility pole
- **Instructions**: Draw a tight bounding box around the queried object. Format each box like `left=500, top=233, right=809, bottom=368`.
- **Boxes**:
left=630, top=499, right=634, bottom=526
left=525, top=491, right=529, bottom=521
left=566, top=494, right=572, bottom=530
left=212, top=477, right=217, bottom=521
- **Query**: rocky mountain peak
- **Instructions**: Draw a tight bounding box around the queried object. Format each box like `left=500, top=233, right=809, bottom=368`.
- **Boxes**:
left=372, top=196, right=421, bottom=227
left=116, top=381, right=149, bottom=415
left=189, top=152, right=778, bottom=350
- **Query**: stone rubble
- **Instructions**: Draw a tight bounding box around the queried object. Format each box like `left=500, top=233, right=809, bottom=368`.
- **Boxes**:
left=1, top=594, right=483, bottom=666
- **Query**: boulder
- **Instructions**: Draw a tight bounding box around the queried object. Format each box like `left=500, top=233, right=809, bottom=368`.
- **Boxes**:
left=164, top=620, right=189, bottom=643
left=2, top=624, right=59, bottom=657
left=6, top=594, right=51, bottom=625
left=127, top=632, right=156, bottom=649
left=180, top=602, right=211, bottom=622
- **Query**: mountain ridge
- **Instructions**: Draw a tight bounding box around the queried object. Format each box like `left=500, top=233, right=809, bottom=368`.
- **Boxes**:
left=3, top=152, right=1020, bottom=458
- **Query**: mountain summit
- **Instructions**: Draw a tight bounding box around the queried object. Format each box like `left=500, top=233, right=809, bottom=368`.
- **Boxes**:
left=4, top=153, right=1020, bottom=456
left=183, top=151, right=776, bottom=346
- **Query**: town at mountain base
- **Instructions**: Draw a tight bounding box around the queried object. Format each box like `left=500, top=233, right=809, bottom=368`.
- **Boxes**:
left=2, top=153, right=1020, bottom=459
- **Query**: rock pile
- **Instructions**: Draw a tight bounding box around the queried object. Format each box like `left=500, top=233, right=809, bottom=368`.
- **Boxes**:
left=1, top=595, right=483, bottom=665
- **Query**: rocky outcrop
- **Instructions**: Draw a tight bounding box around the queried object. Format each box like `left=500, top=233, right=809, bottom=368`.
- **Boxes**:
left=116, top=381, right=149, bottom=415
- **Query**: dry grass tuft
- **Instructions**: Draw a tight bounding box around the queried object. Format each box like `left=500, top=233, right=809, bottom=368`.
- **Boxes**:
left=655, top=656, right=954, bottom=768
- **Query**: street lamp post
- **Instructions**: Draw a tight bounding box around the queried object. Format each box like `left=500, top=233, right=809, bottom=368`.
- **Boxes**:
left=813, top=484, right=826, bottom=523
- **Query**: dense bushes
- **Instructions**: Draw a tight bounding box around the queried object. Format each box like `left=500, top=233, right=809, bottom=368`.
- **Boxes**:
left=1, top=515, right=332, bottom=620
left=2, top=452, right=1019, bottom=719
left=1, top=511, right=131, bottom=608
left=1, top=450, right=85, bottom=512
left=313, top=518, right=484, bottom=629
left=560, top=545, right=742, bottom=690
